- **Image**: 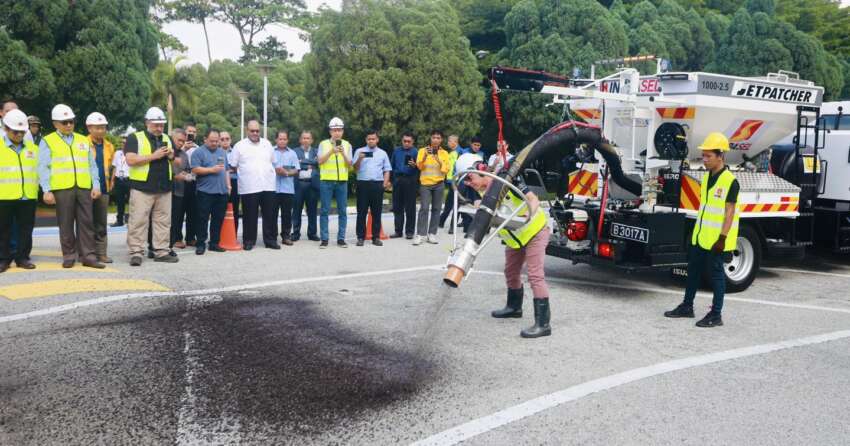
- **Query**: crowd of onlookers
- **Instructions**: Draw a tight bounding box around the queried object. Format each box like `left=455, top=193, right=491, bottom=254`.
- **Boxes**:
left=0, top=99, right=510, bottom=271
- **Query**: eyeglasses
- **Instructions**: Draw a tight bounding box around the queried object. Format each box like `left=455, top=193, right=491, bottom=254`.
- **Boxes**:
left=58, top=120, right=74, bottom=126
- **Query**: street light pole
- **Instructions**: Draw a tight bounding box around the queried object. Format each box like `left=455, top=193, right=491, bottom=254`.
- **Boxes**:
left=237, top=90, right=249, bottom=141
left=257, top=64, right=273, bottom=141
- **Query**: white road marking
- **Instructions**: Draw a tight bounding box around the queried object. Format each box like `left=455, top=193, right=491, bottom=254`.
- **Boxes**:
left=411, top=328, right=850, bottom=446
left=470, top=270, right=850, bottom=315
left=762, top=267, right=850, bottom=279
left=176, top=295, right=243, bottom=445
left=0, top=265, right=445, bottom=325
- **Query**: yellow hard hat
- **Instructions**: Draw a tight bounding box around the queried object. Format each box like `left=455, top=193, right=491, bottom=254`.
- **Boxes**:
left=698, top=132, right=730, bottom=152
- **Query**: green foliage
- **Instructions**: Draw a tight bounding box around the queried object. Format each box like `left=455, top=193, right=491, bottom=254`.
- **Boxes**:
left=454, top=0, right=521, bottom=52
left=0, top=0, right=158, bottom=128
left=306, top=0, right=484, bottom=148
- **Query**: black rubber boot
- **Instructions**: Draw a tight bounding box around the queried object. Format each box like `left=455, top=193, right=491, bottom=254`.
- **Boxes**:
left=491, top=288, right=523, bottom=318
left=664, top=303, right=695, bottom=318
left=520, top=299, right=551, bottom=338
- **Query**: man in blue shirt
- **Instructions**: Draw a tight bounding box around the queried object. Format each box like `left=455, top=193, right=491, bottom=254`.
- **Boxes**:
left=291, top=131, right=320, bottom=242
left=190, top=128, right=231, bottom=255
left=353, top=129, right=392, bottom=246
left=0, top=110, right=38, bottom=272
left=273, top=130, right=300, bottom=246
left=389, top=132, right=419, bottom=239
left=85, top=112, right=113, bottom=264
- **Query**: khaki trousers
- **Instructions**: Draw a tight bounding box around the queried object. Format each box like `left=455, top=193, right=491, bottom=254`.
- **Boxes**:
left=127, top=189, right=171, bottom=258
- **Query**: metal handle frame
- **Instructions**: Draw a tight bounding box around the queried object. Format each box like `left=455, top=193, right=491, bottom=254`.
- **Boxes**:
left=450, top=169, right=533, bottom=253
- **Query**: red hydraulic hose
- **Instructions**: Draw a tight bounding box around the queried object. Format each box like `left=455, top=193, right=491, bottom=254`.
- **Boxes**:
left=597, top=166, right=610, bottom=240
left=490, top=79, right=508, bottom=166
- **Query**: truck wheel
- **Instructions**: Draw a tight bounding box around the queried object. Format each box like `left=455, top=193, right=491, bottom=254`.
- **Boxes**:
left=724, top=225, right=762, bottom=293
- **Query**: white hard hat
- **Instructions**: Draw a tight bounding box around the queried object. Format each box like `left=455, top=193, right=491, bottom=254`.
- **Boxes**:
left=51, top=104, right=76, bottom=121
left=455, top=153, right=486, bottom=174
left=2, top=109, right=29, bottom=132
left=85, top=112, right=108, bottom=126
left=144, top=106, right=167, bottom=123
left=328, top=117, right=344, bottom=129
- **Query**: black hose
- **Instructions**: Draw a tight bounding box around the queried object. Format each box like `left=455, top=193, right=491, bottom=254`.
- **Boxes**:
left=465, top=121, right=642, bottom=245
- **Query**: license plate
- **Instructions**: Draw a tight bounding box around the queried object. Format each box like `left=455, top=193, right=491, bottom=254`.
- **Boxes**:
left=610, top=223, right=649, bottom=243
left=672, top=267, right=688, bottom=277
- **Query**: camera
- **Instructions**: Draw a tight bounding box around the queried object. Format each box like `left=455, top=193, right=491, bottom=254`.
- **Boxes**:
left=187, top=133, right=195, bottom=142
left=364, top=151, right=374, bottom=158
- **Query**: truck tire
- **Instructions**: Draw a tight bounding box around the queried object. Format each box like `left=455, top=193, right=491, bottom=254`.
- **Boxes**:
left=723, top=224, right=762, bottom=293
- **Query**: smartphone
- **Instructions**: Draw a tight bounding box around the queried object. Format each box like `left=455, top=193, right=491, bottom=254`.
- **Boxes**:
left=404, top=155, right=412, bottom=164
left=364, top=151, right=374, bottom=158
left=187, top=133, right=195, bottom=142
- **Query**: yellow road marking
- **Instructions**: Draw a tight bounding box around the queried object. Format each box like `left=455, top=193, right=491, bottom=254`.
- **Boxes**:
left=4, top=263, right=118, bottom=274
left=0, top=279, right=169, bottom=301
left=29, top=250, right=64, bottom=258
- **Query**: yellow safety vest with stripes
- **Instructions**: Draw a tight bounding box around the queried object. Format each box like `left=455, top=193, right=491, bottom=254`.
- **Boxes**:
left=128, top=131, right=173, bottom=182
left=0, top=138, right=39, bottom=200
left=692, top=169, right=739, bottom=252
left=44, top=131, right=92, bottom=191
left=318, top=139, right=352, bottom=181
left=418, top=147, right=448, bottom=186
left=446, top=150, right=459, bottom=181
left=498, top=190, right=548, bottom=250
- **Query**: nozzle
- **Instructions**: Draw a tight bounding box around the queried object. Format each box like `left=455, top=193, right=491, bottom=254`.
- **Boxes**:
left=443, top=266, right=464, bottom=288
left=443, top=239, right=479, bottom=288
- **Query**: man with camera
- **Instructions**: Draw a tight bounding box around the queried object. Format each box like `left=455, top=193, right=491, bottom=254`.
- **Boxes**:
left=353, top=129, right=391, bottom=246
left=389, top=133, right=419, bottom=239
left=317, top=117, right=353, bottom=248
left=414, top=129, right=450, bottom=245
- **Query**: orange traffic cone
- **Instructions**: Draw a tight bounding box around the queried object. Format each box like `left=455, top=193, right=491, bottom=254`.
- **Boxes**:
left=365, top=210, right=389, bottom=240
left=219, top=203, right=242, bottom=251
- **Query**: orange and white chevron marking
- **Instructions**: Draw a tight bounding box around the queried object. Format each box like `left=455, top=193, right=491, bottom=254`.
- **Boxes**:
left=567, top=168, right=598, bottom=197
left=656, top=107, right=695, bottom=119
left=574, top=109, right=601, bottom=121
left=679, top=174, right=701, bottom=210
left=740, top=196, right=799, bottom=213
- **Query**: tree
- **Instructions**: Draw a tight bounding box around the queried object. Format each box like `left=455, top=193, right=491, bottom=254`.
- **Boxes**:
left=0, top=29, right=57, bottom=112
left=0, top=0, right=159, bottom=127
left=160, top=0, right=214, bottom=65
left=239, top=36, right=291, bottom=63
left=306, top=0, right=484, bottom=146
left=214, top=0, right=307, bottom=57
left=150, top=58, right=198, bottom=132
left=454, top=0, right=521, bottom=53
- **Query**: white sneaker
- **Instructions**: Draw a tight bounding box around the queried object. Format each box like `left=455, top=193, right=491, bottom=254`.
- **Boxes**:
left=412, top=235, right=423, bottom=246
left=427, top=234, right=439, bottom=244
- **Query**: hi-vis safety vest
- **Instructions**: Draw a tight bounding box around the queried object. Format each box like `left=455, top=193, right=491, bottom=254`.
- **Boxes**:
left=692, top=169, right=739, bottom=252
left=318, top=139, right=352, bottom=181
left=129, top=131, right=173, bottom=182
left=0, top=138, right=39, bottom=200
left=446, top=150, right=459, bottom=181
left=498, top=190, right=548, bottom=250
left=44, top=131, right=92, bottom=191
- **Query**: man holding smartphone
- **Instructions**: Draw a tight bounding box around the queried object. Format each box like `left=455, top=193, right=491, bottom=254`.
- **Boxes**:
left=414, top=129, right=450, bottom=245
left=317, top=117, right=352, bottom=248
left=389, top=132, right=418, bottom=239
left=353, top=129, right=391, bottom=246
left=191, top=128, right=231, bottom=255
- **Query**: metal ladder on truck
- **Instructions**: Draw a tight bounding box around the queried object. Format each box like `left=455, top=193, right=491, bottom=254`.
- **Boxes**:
left=791, top=105, right=823, bottom=247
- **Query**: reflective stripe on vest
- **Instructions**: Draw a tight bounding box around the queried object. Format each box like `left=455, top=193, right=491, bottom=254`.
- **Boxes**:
left=0, top=139, right=39, bottom=200
left=318, top=139, right=351, bottom=181
left=446, top=151, right=459, bottom=181
left=128, top=131, right=173, bottom=182
left=692, top=169, right=739, bottom=251
left=498, top=190, right=548, bottom=249
left=44, top=132, right=92, bottom=191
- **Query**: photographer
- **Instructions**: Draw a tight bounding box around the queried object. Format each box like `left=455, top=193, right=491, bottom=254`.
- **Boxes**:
left=413, top=129, right=450, bottom=245
left=389, top=133, right=418, bottom=239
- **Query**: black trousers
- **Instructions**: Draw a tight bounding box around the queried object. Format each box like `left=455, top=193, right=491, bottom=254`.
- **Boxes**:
left=392, top=175, right=418, bottom=236
left=230, top=177, right=240, bottom=232
left=458, top=182, right=478, bottom=233
left=241, top=191, right=277, bottom=246
left=184, top=181, right=197, bottom=243
left=112, top=177, right=130, bottom=222
left=196, top=191, right=228, bottom=246
left=0, top=200, right=36, bottom=264
left=170, top=194, right=185, bottom=247
left=276, top=192, right=294, bottom=240
left=357, top=181, right=384, bottom=240
left=439, top=180, right=455, bottom=226
left=292, top=178, right=319, bottom=238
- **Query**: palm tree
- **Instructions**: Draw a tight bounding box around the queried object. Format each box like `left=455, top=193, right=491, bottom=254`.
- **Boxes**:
left=150, top=58, right=198, bottom=133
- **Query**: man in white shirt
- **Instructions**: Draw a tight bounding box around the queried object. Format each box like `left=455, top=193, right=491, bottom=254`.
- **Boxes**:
left=230, top=119, right=278, bottom=250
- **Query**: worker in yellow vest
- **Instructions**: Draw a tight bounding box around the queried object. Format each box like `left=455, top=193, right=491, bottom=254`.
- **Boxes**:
left=38, top=104, right=104, bottom=269
left=0, top=110, right=39, bottom=272
left=85, top=112, right=115, bottom=264
left=316, top=117, right=352, bottom=248
left=438, top=134, right=461, bottom=234
left=455, top=152, right=552, bottom=338
left=124, top=107, right=177, bottom=266
left=665, top=132, right=740, bottom=327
